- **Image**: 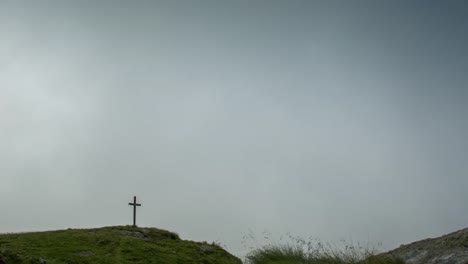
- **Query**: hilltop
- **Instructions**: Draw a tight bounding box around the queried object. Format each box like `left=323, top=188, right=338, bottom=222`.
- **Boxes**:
left=382, top=227, right=468, bottom=264
left=0, top=226, right=241, bottom=264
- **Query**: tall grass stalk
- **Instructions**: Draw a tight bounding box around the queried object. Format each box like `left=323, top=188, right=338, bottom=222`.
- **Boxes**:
left=243, top=233, right=404, bottom=264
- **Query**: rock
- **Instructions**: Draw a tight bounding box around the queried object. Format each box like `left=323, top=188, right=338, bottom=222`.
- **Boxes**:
left=112, top=229, right=144, bottom=238
left=198, top=245, right=214, bottom=253
left=36, top=258, right=46, bottom=263
left=75, top=251, right=93, bottom=257
left=383, top=228, right=468, bottom=264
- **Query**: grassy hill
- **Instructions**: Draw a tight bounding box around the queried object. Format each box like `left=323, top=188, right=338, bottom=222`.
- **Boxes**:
left=0, top=226, right=242, bottom=264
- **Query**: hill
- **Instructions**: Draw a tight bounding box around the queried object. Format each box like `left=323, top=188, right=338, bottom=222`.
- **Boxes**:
left=382, top=227, right=468, bottom=264
left=0, top=226, right=242, bottom=264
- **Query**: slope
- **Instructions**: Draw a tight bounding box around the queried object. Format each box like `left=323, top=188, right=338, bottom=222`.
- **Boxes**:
left=383, top=227, right=468, bottom=264
left=0, top=225, right=241, bottom=264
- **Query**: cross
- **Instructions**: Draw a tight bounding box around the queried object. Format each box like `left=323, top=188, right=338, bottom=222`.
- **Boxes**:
left=128, top=196, right=141, bottom=227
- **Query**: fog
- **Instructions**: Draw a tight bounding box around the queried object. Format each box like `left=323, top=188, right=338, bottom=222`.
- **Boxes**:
left=1, top=0, right=467, bottom=257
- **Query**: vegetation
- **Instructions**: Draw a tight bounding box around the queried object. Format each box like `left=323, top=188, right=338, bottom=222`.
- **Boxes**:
left=245, top=244, right=404, bottom=264
left=0, top=226, right=241, bottom=264
left=7, top=225, right=465, bottom=264
left=243, top=232, right=404, bottom=264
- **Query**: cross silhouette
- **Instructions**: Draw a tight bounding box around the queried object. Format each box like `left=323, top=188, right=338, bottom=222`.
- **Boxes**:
left=128, top=196, right=141, bottom=227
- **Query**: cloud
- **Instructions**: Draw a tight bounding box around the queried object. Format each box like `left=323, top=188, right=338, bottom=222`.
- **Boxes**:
left=1, top=0, right=467, bottom=257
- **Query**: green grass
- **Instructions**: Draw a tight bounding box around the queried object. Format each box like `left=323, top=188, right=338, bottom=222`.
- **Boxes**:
left=0, top=226, right=241, bottom=264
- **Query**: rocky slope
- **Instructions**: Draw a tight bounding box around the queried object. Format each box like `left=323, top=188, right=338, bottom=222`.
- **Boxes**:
left=383, top=228, right=468, bottom=264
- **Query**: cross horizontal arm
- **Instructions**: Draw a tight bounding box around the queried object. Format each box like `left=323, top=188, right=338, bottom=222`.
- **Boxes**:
left=129, top=203, right=141, bottom=206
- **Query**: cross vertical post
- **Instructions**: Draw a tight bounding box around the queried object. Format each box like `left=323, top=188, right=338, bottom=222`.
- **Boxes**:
left=128, top=196, right=141, bottom=227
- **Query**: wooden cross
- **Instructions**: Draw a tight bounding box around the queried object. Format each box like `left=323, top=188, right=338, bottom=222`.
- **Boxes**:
left=128, top=196, right=141, bottom=227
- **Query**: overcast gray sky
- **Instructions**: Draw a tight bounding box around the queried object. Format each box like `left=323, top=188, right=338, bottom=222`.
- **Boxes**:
left=1, top=0, right=468, bottom=258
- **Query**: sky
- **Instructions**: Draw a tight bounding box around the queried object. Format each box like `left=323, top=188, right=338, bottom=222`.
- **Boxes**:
left=1, top=0, right=468, bottom=258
